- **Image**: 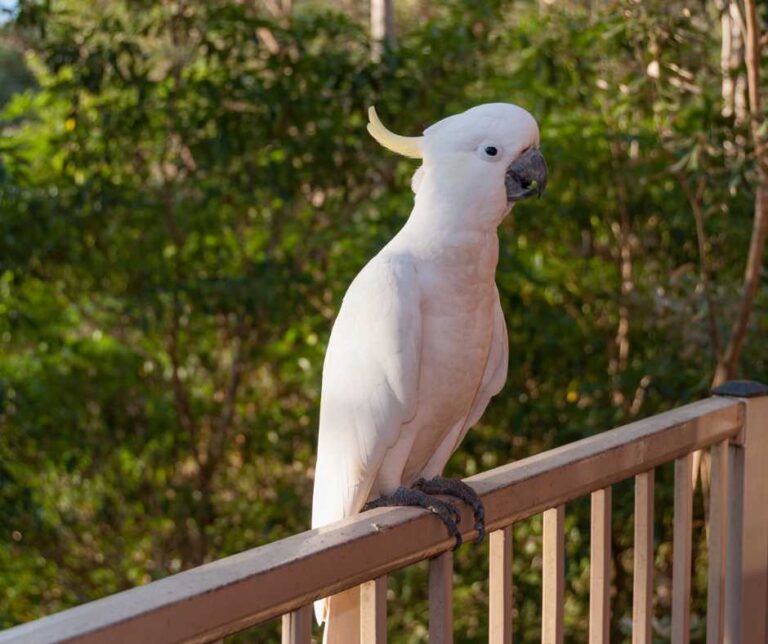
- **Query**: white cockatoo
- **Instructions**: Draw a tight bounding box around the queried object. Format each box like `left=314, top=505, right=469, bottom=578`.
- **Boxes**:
left=311, top=103, right=547, bottom=643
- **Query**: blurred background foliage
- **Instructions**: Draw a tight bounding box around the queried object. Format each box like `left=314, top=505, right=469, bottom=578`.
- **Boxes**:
left=1, top=0, right=767, bottom=641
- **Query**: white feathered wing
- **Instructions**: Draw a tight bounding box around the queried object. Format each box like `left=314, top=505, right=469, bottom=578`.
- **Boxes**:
left=311, top=254, right=421, bottom=641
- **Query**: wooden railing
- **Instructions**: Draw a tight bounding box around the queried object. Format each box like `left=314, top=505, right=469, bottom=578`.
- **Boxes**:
left=3, top=382, right=768, bottom=643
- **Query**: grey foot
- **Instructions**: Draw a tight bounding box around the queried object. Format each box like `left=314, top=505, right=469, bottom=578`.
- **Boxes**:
left=414, top=476, right=486, bottom=544
left=363, top=486, right=463, bottom=550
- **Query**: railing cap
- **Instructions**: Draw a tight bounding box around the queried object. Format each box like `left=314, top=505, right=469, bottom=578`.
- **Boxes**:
left=711, top=380, right=768, bottom=398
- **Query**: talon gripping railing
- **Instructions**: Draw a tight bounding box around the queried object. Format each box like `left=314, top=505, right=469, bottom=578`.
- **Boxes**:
left=3, top=382, right=768, bottom=643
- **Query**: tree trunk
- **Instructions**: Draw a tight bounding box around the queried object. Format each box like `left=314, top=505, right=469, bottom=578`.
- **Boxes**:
left=720, top=0, right=748, bottom=123
left=695, top=0, right=768, bottom=504
left=371, top=0, right=395, bottom=61
left=712, top=0, right=768, bottom=388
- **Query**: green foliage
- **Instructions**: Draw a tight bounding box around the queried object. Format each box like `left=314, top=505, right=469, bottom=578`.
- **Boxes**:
left=0, top=47, right=36, bottom=107
left=1, top=0, right=766, bottom=641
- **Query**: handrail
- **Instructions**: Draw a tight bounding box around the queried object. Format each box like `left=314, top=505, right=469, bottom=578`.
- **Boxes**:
left=0, top=397, right=745, bottom=643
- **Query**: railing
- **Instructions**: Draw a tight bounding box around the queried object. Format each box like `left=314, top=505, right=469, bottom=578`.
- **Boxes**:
left=3, top=382, right=768, bottom=643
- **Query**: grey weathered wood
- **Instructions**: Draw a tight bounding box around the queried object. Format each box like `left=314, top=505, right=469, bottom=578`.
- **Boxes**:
left=489, top=526, right=513, bottom=644
left=542, top=506, right=565, bottom=644
left=589, top=488, right=611, bottom=644
left=281, top=605, right=312, bottom=644
left=632, top=470, right=654, bottom=644
left=360, top=575, right=387, bottom=643
left=671, top=453, right=694, bottom=644
left=429, top=551, right=453, bottom=643
left=0, top=397, right=742, bottom=644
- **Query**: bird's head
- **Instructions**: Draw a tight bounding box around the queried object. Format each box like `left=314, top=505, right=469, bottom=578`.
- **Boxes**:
left=367, top=103, right=547, bottom=226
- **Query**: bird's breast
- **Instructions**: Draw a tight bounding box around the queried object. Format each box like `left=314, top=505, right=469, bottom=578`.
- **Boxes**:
left=380, top=230, right=501, bottom=484
left=397, top=274, right=497, bottom=481
left=419, top=287, right=495, bottom=411
left=409, top=233, right=500, bottom=429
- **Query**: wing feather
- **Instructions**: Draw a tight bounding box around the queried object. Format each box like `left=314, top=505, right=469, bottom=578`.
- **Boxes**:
left=311, top=254, right=421, bottom=530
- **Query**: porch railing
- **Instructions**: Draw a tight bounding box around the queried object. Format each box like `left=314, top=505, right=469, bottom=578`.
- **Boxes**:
left=2, top=382, right=767, bottom=643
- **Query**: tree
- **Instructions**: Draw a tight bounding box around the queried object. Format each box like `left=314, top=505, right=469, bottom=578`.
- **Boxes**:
left=370, top=0, right=395, bottom=61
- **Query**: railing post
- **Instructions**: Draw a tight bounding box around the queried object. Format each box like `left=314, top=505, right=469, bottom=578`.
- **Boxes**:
left=671, top=453, right=694, bottom=644
left=632, top=470, right=654, bottom=644
left=281, top=605, right=312, bottom=644
left=706, top=441, right=729, bottom=644
left=361, top=576, right=388, bottom=643
left=712, top=380, right=768, bottom=644
left=429, top=551, right=454, bottom=643
left=489, top=526, right=514, bottom=644
left=589, top=488, right=612, bottom=644
left=542, top=505, right=565, bottom=644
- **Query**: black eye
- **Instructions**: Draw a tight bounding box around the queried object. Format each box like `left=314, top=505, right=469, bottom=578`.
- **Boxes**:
left=484, top=146, right=498, bottom=156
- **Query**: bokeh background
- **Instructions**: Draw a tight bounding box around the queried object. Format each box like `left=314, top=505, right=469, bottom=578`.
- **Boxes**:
left=2, top=0, right=767, bottom=641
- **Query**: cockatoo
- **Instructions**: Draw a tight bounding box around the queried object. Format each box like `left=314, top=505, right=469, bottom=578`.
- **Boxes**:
left=311, top=103, right=547, bottom=643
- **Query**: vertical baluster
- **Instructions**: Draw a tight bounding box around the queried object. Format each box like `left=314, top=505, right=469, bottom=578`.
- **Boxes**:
left=542, top=505, right=565, bottom=644
left=589, top=488, right=612, bottom=644
left=489, top=526, right=513, bottom=644
left=632, top=470, right=655, bottom=644
left=429, top=551, right=454, bottom=643
left=281, top=605, right=312, bottom=644
left=672, top=453, right=694, bottom=644
left=724, top=439, right=745, bottom=643
left=361, top=575, right=388, bottom=643
left=706, top=441, right=728, bottom=644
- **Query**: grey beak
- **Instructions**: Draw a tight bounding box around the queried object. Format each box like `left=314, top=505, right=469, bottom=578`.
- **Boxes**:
left=505, top=148, right=548, bottom=202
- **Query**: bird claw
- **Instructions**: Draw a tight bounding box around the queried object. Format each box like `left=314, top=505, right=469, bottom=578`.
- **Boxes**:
left=413, top=476, right=486, bottom=545
left=363, top=486, right=463, bottom=550
left=424, top=498, right=463, bottom=550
